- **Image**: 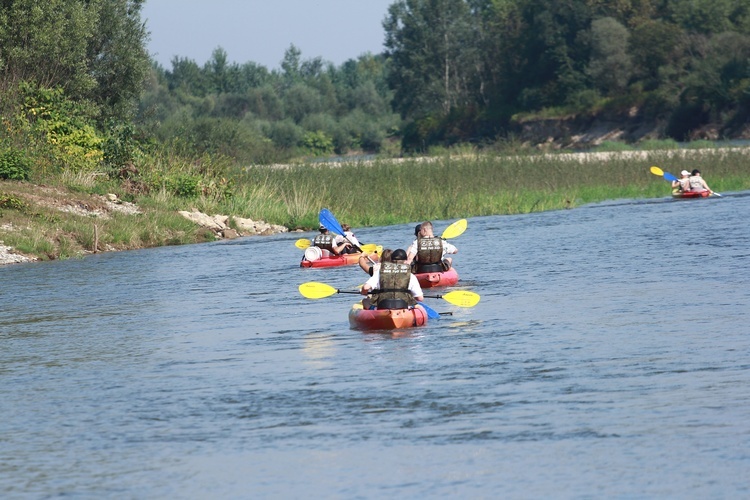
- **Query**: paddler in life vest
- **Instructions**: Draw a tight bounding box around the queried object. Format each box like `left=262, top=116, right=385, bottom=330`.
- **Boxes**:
left=313, top=225, right=352, bottom=256
left=361, top=248, right=423, bottom=310
left=688, top=169, right=714, bottom=195
left=405, top=221, right=458, bottom=273
left=672, top=170, right=691, bottom=194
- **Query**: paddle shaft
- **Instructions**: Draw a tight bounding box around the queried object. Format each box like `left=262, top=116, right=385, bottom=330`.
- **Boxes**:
left=333, top=288, right=449, bottom=300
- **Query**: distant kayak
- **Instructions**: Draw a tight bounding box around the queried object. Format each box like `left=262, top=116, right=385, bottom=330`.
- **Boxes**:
left=672, top=190, right=710, bottom=199
left=300, top=248, right=379, bottom=268
left=348, top=303, right=428, bottom=331
left=414, top=265, right=459, bottom=288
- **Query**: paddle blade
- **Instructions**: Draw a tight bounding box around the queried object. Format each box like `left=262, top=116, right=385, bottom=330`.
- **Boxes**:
left=650, top=166, right=664, bottom=176
left=295, top=239, right=312, bottom=249
left=442, top=290, right=480, bottom=307
left=442, top=219, right=467, bottom=239
left=711, top=192, right=722, bottom=197
left=663, top=172, right=678, bottom=182
left=359, top=243, right=379, bottom=254
left=319, top=208, right=345, bottom=236
left=299, top=282, right=338, bottom=299
left=419, top=302, right=441, bottom=319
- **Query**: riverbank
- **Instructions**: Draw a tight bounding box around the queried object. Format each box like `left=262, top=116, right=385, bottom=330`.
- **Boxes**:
left=3, top=147, right=750, bottom=266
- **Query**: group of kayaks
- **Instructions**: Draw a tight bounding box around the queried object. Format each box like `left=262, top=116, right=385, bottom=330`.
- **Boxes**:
left=297, top=209, right=477, bottom=332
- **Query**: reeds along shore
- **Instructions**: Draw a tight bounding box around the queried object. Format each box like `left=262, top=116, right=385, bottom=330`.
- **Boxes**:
left=2, top=147, right=749, bottom=264
left=237, top=147, right=750, bottom=229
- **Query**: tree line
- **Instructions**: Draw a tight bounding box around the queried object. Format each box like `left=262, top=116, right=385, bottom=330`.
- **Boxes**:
left=2, top=0, right=750, bottom=177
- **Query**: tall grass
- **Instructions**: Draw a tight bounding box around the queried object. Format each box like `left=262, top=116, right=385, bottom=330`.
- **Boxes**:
left=228, top=148, right=750, bottom=228
left=3, top=147, right=749, bottom=262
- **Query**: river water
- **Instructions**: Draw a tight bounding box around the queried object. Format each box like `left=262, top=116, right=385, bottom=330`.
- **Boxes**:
left=2, top=192, right=749, bottom=498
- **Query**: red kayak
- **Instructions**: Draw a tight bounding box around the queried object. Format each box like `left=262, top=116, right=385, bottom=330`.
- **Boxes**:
left=414, top=265, right=459, bottom=288
left=672, top=190, right=710, bottom=199
left=348, top=304, right=428, bottom=331
left=300, top=248, right=379, bottom=268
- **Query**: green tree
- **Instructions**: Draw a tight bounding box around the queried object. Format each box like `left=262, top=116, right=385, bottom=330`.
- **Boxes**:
left=384, top=0, right=480, bottom=119
left=0, top=0, right=150, bottom=123
left=586, top=17, right=632, bottom=94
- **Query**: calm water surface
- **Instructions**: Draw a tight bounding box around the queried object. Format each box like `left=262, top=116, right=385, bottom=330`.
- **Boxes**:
left=2, top=192, right=749, bottom=498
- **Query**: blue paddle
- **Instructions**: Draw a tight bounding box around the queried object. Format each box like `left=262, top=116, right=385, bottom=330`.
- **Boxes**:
left=419, top=302, right=441, bottom=319
left=663, top=172, right=678, bottom=182
left=319, top=208, right=363, bottom=252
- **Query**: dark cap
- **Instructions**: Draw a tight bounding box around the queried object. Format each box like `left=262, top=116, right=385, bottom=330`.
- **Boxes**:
left=414, top=224, right=422, bottom=237
left=392, top=248, right=408, bottom=261
left=318, top=224, right=327, bottom=232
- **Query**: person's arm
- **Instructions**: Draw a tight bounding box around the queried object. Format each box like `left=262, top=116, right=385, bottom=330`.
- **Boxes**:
left=405, top=240, right=418, bottom=265
left=358, top=254, right=373, bottom=274
left=409, top=275, right=423, bottom=302
left=362, top=272, right=379, bottom=294
left=332, top=240, right=351, bottom=255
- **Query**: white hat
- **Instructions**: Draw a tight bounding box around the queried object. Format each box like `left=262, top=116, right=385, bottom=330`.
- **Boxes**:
left=681, top=170, right=690, bottom=176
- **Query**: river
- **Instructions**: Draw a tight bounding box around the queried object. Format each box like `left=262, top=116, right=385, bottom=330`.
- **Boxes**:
left=1, top=192, right=749, bottom=498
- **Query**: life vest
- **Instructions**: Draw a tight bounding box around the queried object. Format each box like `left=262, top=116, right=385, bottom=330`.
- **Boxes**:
left=689, top=176, right=706, bottom=191
left=313, top=234, right=336, bottom=252
left=678, top=178, right=690, bottom=191
left=373, top=262, right=415, bottom=309
left=416, top=237, right=443, bottom=265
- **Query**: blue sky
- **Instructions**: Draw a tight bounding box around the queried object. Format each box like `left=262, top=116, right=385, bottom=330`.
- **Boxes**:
left=142, top=0, right=395, bottom=70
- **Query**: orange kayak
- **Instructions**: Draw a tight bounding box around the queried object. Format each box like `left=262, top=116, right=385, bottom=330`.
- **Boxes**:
left=414, top=266, right=459, bottom=288
left=300, top=251, right=379, bottom=268
left=348, top=304, right=428, bottom=331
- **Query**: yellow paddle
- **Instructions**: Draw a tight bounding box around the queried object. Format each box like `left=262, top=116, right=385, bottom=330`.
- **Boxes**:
left=298, top=281, right=480, bottom=307
left=650, top=166, right=664, bottom=177
left=296, top=240, right=381, bottom=254
left=441, top=219, right=467, bottom=239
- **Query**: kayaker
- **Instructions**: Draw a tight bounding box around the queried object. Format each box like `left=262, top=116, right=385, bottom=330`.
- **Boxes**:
left=361, top=248, right=423, bottom=310
left=313, top=225, right=352, bottom=256
left=688, top=169, right=714, bottom=195
left=405, top=221, right=458, bottom=272
left=672, top=170, right=691, bottom=193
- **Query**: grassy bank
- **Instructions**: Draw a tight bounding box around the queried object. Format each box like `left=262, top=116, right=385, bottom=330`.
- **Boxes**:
left=2, top=147, right=749, bottom=263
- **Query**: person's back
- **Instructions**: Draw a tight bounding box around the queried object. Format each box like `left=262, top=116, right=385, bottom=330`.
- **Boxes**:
left=374, top=261, right=415, bottom=309
left=406, top=221, right=457, bottom=272
left=313, top=225, right=351, bottom=256
left=688, top=169, right=712, bottom=193
left=361, top=248, right=423, bottom=309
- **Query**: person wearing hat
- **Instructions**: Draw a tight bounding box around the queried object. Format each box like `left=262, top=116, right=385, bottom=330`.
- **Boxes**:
left=672, top=170, right=692, bottom=194
left=405, top=221, right=458, bottom=273
left=312, top=225, right=352, bottom=256
left=361, top=248, right=423, bottom=310
left=688, top=169, right=714, bottom=195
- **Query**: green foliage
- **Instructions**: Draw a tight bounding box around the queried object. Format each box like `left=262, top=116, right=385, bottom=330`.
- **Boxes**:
left=301, top=131, right=334, bottom=156
left=0, top=0, right=150, bottom=123
left=0, top=193, right=30, bottom=211
left=0, top=147, right=32, bottom=180
left=18, top=82, right=104, bottom=172
left=102, top=122, right=141, bottom=170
